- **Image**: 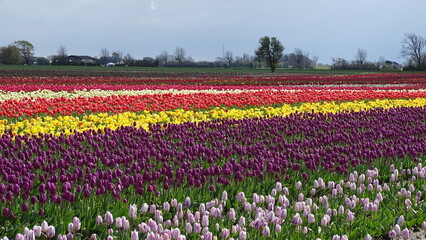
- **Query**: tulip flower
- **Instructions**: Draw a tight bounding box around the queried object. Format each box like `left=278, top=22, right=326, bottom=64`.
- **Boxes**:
left=105, top=211, right=114, bottom=225
left=46, top=226, right=55, bottom=238
left=401, top=228, right=409, bottom=239
left=397, top=215, right=405, bottom=226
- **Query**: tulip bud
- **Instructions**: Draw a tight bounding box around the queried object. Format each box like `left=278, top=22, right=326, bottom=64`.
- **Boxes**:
left=122, top=217, right=130, bottom=231
left=96, top=215, right=103, bottom=225
left=401, top=228, right=409, bottom=240
left=15, top=234, right=24, bottom=240
left=321, top=214, right=330, bottom=226
left=204, top=232, right=213, bottom=240
left=105, top=211, right=113, bottom=225
left=140, top=203, right=149, bottom=214
left=365, top=234, right=372, bottom=240
left=68, top=223, right=74, bottom=233
left=221, top=191, right=228, bottom=202
left=262, top=226, right=270, bottom=237
left=193, top=223, right=201, bottom=233
left=239, top=230, right=246, bottom=240
left=90, top=234, right=97, bottom=240
left=129, top=204, right=137, bottom=220
left=238, top=216, right=245, bottom=227
left=202, top=215, right=209, bottom=227
left=388, top=230, right=396, bottom=239
left=131, top=230, right=139, bottom=240
left=184, top=197, right=191, bottom=208
left=222, top=228, right=230, bottom=238
left=115, top=217, right=123, bottom=228
left=46, top=226, right=55, bottom=238
left=394, top=224, right=401, bottom=235
left=397, top=215, right=404, bottom=226
left=164, top=202, right=171, bottom=212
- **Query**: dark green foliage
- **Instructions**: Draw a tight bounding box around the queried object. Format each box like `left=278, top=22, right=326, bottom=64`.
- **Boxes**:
left=255, top=36, right=285, bottom=72
left=0, top=45, right=22, bottom=65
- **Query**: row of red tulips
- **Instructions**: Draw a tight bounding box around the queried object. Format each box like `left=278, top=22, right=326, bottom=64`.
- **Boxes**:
left=1, top=90, right=426, bottom=118
left=1, top=84, right=426, bottom=92
left=1, top=73, right=426, bottom=86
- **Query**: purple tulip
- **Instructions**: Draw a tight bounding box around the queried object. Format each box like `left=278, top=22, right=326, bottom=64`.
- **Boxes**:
left=401, top=228, right=410, bottom=239
left=131, top=230, right=139, bottom=240
left=388, top=230, right=397, bottom=239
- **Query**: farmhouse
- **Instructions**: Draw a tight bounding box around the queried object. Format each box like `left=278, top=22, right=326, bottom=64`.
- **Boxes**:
left=68, top=55, right=98, bottom=64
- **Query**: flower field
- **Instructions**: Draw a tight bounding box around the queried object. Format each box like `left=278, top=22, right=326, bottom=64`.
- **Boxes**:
left=0, top=73, right=426, bottom=240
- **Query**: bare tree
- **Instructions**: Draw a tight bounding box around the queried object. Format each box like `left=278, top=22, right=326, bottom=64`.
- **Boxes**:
left=55, top=45, right=69, bottom=65
left=100, top=48, right=110, bottom=58
left=291, top=48, right=306, bottom=69
left=174, top=46, right=186, bottom=67
left=57, top=45, right=68, bottom=58
left=355, top=48, right=368, bottom=66
left=400, top=33, right=426, bottom=69
left=123, top=53, right=134, bottom=66
left=224, top=51, right=233, bottom=68
left=377, top=56, right=386, bottom=68
left=242, top=53, right=251, bottom=63
left=312, top=55, right=319, bottom=68
left=157, top=51, right=170, bottom=65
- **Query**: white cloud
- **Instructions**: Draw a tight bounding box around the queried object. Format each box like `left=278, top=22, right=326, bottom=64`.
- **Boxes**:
left=150, top=1, right=160, bottom=10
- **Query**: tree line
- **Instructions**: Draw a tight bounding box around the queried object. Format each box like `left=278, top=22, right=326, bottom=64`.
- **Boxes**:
left=1, top=33, right=426, bottom=72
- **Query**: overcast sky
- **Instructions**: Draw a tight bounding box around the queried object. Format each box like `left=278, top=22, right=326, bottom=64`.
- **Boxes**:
left=1, top=0, right=425, bottom=64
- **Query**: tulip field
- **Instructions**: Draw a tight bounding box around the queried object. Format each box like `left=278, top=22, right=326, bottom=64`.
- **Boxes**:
left=0, top=73, right=426, bottom=240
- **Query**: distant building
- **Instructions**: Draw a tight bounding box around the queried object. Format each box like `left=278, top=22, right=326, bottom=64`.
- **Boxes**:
left=68, top=55, right=98, bottom=64
left=99, top=56, right=119, bottom=66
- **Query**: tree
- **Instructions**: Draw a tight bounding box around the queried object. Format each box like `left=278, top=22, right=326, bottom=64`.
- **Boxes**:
left=174, top=46, right=186, bottom=66
left=224, top=51, right=233, bottom=68
left=55, top=45, right=69, bottom=65
left=122, top=53, right=135, bottom=66
left=112, top=51, right=123, bottom=64
left=312, top=55, right=319, bottom=68
left=57, top=45, right=67, bottom=58
left=14, top=40, right=34, bottom=64
left=99, top=48, right=111, bottom=65
left=255, top=36, right=284, bottom=72
left=291, top=48, right=306, bottom=69
left=355, top=48, right=368, bottom=66
left=100, top=48, right=110, bottom=58
left=0, top=45, right=22, bottom=65
left=400, top=33, right=426, bottom=69
left=331, top=57, right=350, bottom=69
left=156, top=51, right=170, bottom=66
